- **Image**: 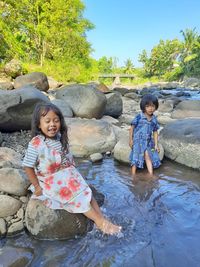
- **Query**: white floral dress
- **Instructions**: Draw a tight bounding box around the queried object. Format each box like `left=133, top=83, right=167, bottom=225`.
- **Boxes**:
left=23, top=135, right=92, bottom=213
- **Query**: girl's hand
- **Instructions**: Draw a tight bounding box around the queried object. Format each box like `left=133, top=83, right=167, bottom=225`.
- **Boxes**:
left=34, top=184, right=43, bottom=196
left=129, top=140, right=133, bottom=148
left=155, top=144, right=160, bottom=153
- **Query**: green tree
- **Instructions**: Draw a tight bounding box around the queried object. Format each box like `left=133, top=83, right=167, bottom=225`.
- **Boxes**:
left=138, top=49, right=153, bottom=77
left=0, top=0, right=94, bottom=66
left=0, top=1, right=25, bottom=61
left=180, top=28, right=200, bottom=76
left=180, top=28, right=198, bottom=54
left=123, top=58, right=134, bottom=74
left=97, top=56, right=114, bottom=73
left=139, top=39, right=182, bottom=77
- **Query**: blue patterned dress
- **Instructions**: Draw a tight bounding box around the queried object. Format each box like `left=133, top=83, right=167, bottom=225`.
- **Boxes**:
left=129, top=112, right=161, bottom=169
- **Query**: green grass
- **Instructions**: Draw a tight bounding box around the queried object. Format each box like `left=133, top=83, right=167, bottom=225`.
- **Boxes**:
left=10, top=62, right=163, bottom=86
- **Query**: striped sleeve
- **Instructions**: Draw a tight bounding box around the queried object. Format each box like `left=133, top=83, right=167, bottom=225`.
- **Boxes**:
left=22, top=142, right=38, bottom=168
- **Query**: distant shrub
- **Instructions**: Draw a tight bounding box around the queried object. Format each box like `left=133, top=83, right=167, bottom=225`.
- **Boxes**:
left=163, top=66, right=184, bottom=82
left=22, top=59, right=99, bottom=83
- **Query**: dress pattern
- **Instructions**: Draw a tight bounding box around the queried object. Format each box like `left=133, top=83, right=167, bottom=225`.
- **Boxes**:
left=26, top=135, right=92, bottom=213
left=129, top=113, right=161, bottom=169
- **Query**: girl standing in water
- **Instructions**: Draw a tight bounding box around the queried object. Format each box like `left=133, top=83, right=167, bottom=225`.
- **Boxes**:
left=129, top=94, right=161, bottom=178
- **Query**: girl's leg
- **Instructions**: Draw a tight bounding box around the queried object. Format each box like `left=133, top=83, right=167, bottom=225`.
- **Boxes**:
left=83, top=203, right=121, bottom=235
left=131, top=165, right=137, bottom=177
left=144, top=151, right=153, bottom=176
left=91, top=197, right=103, bottom=216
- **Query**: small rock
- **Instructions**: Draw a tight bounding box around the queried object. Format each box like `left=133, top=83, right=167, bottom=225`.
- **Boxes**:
left=10, top=217, right=21, bottom=224
left=90, top=153, right=103, bottom=162
left=20, top=196, right=29, bottom=203
left=17, top=208, right=24, bottom=220
left=5, top=215, right=13, bottom=222
left=7, top=220, right=24, bottom=235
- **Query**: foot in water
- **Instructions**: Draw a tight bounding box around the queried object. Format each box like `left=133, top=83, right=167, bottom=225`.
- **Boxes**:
left=132, top=174, right=139, bottom=184
left=146, top=173, right=159, bottom=180
left=97, top=219, right=122, bottom=235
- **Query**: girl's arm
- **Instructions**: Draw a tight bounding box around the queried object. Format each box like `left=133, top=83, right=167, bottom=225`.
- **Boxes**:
left=153, top=131, right=160, bottom=152
left=129, top=125, right=135, bottom=148
left=68, top=152, right=75, bottom=166
left=24, top=167, right=42, bottom=196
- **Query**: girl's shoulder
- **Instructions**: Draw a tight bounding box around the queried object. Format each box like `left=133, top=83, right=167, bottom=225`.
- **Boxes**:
left=131, top=113, right=142, bottom=125
left=136, top=113, right=142, bottom=119
left=133, top=113, right=142, bottom=121
left=30, top=135, right=44, bottom=148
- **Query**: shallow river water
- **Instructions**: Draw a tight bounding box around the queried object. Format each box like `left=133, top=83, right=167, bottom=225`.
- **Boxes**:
left=2, top=157, right=200, bottom=267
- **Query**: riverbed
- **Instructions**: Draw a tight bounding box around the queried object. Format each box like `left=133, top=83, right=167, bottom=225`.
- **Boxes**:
left=1, top=157, right=200, bottom=267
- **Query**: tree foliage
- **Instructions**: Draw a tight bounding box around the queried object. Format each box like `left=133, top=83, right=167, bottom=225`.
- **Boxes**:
left=138, top=28, right=200, bottom=80
left=180, top=28, right=200, bottom=76
left=97, top=56, right=114, bottom=73
left=138, top=39, right=182, bottom=77
left=0, top=0, right=94, bottom=66
left=123, top=58, right=134, bottom=74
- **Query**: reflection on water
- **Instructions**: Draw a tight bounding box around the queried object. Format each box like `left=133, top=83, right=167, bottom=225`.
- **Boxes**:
left=1, top=158, right=200, bottom=267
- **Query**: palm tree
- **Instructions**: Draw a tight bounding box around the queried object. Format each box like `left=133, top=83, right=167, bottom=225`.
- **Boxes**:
left=180, top=28, right=198, bottom=55
left=180, top=28, right=199, bottom=74
left=124, top=58, right=134, bottom=74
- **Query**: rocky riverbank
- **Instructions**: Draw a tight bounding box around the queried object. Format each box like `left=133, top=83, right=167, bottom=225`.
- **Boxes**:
left=1, top=131, right=31, bottom=158
left=0, top=68, right=200, bottom=241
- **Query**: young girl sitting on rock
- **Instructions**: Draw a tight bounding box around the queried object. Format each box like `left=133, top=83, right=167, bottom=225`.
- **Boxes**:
left=23, top=102, right=121, bottom=235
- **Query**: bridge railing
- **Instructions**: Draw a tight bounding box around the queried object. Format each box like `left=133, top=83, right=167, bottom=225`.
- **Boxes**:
left=98, top=74, right=135, bottom=85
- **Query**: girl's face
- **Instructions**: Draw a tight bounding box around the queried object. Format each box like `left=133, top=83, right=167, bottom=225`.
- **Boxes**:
left=144, top=103, right=156, bottom=116
left=39, top=110, right=61, bottom=138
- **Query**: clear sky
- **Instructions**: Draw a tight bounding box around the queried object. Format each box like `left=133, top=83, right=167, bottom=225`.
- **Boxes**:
left=83, top=0, right=200, bottom=67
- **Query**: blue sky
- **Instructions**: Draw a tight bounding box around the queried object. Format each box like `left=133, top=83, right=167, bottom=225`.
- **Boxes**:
left=83, top=0, right=200, bottom=67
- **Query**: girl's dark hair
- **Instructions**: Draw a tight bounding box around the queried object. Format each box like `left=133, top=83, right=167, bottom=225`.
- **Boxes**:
left=140, top=94, right=159, bottom=112
left=31, top=102, right=69, bottom=151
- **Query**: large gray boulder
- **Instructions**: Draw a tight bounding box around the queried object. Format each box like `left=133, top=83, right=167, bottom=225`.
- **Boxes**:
left=56, top=84, right=106, bottom=119
left=0, top=168, right=30, bottom=196
left=104, top=92, right=123, bottom=118
left=158, top=99, right=177, bottom=113
left=157, top=114, right=176, bottom=125
left=171, top=100, right=200, bottom=119
left=0, top=86, right=49, bottom=132
left=51, top=99, right=73, bottom=117
left=0, top=81, right=14, bottom=90
left=181, top=77, right=200, bottom=88
left=65, top=118, right=116, bottom=157
left=25, top=187, right=104, bottom=240
left=0, top=147, right=22, bottom=168
left=4, top=59, right=23, bottom=78
left=160, top=119, right=200, bottom=169
left=14, top=72, right=49, bottom=92
left=113, top=132, right=131, bottom=164
left=25, top=199, right=89, bottom=240
left=122, top=97, right=140, bottom=115
left=47, top=76, right=63, bottom=89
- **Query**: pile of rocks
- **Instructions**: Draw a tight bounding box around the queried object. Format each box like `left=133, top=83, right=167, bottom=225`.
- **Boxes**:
left=0, top=64, right=200, bottom=240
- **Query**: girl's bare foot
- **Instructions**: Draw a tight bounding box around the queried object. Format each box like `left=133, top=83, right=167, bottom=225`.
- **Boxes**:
left=97, top=219, right=122, bottom=235
left=146, top=173, right=158, bottom=180
left=132, top=174, right=139, bottom=184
